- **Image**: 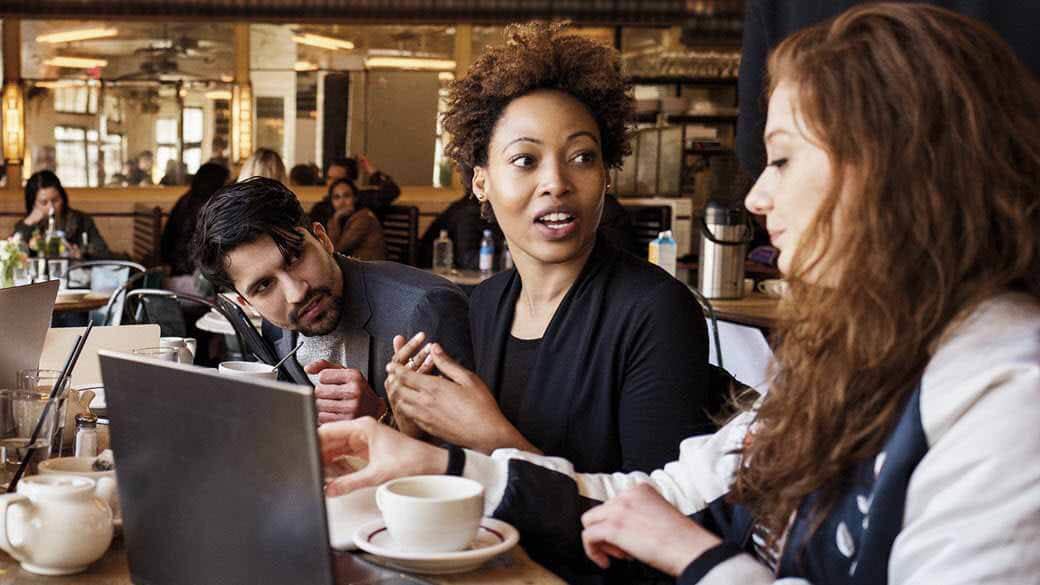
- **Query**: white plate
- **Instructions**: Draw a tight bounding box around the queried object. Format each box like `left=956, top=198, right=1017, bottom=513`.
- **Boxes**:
left=326, top=486, right=381, bottom=551
left=353, top=518, right=519, bottom=575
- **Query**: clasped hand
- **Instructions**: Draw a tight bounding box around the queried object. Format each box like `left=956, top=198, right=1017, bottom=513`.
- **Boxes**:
left=384, top=332, right=537, bottom=454
left=305, top=359, right=384, bottom=425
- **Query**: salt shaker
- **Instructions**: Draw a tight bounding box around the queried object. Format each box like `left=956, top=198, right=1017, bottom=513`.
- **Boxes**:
left=74, top=413, right=98, bottom=459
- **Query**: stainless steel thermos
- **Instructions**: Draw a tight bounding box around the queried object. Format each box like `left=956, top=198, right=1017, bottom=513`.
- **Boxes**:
left=698, top=199, right=751, bottom=299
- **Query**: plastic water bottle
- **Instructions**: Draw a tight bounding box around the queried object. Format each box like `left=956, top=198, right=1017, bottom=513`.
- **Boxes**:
left=433, top=230, right=453, bottom=273
left=648, top=230, right=677, bottom=277
left=479, top=229, right=495, bottom=274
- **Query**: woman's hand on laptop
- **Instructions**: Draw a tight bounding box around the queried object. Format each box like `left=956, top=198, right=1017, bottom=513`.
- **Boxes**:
left=306, top=360, right=385, bottom=425
left=320, top=417, right=448, bottom=496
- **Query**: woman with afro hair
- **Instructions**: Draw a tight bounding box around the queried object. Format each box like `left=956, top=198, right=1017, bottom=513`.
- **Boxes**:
left=384, top=22, right=714, bottom=477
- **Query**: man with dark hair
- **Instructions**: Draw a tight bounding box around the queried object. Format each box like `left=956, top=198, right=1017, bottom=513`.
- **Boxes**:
left=313, top=155, right=400, bottom=225
left=192, top=177, right=473, bottom=424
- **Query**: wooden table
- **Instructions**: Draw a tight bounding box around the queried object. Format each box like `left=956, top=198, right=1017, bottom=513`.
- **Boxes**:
left=0, top=542, right=564, bottom=585
left=52, top=292, right=109, bottom=314
left=706, top=293, right=780, bottom=330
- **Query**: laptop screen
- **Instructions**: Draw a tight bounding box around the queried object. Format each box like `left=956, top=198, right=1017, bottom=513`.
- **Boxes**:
left=99, top=351, right=336, bottom=585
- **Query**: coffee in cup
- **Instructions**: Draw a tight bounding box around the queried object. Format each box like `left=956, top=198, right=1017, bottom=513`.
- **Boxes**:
left=376, top=475, right=484, bottom=553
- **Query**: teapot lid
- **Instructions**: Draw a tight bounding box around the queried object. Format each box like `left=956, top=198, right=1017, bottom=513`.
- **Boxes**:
left=18, top=474, right=95, bottom=498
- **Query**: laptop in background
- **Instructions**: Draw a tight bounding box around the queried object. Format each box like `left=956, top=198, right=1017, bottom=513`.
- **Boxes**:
left=0, top=280, right=59, bottom=388
left=98, top=351, right=429, bottom=585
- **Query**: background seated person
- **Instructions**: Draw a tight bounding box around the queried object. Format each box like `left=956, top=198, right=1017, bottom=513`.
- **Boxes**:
left=237, top=148, right=287, bottom=184
left=384, top=22, right=713, bottom=478
left=324, top=178, right=386, bottom=261
left=12, top=170, right=111, bottom=259
left=191, top=177, right=472, bottom=426
left=161, top=162, right=231, bottom=277
left=311, top=155, right=401, bottom=226
left=321, top=6, right=1040, bottom=584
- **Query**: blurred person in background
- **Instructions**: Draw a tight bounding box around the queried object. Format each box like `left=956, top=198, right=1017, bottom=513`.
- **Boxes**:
left=290, top=163, right=321, bottom=186
left=127, top=151, right=154, bottom=186
left=12, top=170, right=111, bottom=259
left=324, top=178, right=386, bottom=261
left=312, top=155, right=401, bottom=225
left=161, top=162, right=231, bottom=277
left=237, top=148, right=287, bottom=184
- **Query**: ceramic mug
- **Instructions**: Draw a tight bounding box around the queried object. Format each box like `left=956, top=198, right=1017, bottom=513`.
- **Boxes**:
left=376, top=475, right=484, bottom=553
left=757, top=279, right=788, bottom=298
left=159, top=337, right=197, bottom=364
left=0, top=475, right=113, bottom=575
left=38, top=457, right=120, bottom=525
left=218, top=361, right=277, bottom=380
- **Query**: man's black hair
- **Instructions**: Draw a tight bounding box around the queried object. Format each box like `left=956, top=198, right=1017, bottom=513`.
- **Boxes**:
left=191, top=177, right=313, bottom=292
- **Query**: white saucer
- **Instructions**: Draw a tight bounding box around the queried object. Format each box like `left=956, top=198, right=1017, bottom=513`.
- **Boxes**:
left=326, top=486, right=381, bottom=551
left=353, top=518, right=519, bottom=575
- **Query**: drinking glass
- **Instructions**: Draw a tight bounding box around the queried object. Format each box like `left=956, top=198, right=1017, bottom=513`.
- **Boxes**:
left=131, top=347, right=180, bottom=362
left=32, top=258, right=47, bottom=282
left=0, top=389, right=62, bottom=489
left=12, top=265, right=30, bottom=286
left=47, top=259, right=69, bottom=286
left=17, top=369, right=71, bottom=454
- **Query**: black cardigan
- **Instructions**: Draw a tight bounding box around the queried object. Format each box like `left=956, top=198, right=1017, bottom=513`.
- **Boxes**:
left=469, top=238, right=712, bottom=474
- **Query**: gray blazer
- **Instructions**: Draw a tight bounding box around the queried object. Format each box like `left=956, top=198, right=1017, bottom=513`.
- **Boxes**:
left=262, top=254, right=474, bottom=398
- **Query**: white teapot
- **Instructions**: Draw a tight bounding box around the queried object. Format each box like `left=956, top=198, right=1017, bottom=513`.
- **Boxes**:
left=0, top=475, right=113, bottom=575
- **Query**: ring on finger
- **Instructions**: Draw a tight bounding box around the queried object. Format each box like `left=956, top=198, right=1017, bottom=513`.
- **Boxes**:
left=407, top=357, right=417, bottom=369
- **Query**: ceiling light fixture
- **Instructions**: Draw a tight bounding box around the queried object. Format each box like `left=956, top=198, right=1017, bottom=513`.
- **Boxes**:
left=44, top=56, right=109, bottom=69
left=37, top=28, right=118, bottom=44
left=365, top=57, right=456, bottom=71
left=293, top=34, right=354, bottom=51
left=294, top=61, right=319, bottom=72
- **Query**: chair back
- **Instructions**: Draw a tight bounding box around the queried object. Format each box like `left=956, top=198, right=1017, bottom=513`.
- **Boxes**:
left=622, top=204, right=672, bottom=257
left=101, top=269, right=165, bottom=326
left=132, top=204, right=165, bottom=267
left=66, top=260, right=146, bottom=292
left=379, top=205, right=419, bottom=265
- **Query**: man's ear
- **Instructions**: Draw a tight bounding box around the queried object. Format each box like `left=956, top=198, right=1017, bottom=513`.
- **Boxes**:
left=471, top=166, right=488, bottom=202
left=312, top=222, right=335, bottom=254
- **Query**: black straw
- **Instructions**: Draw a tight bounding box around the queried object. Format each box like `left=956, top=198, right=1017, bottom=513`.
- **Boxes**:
left=6, top=321, right=94, bottom=493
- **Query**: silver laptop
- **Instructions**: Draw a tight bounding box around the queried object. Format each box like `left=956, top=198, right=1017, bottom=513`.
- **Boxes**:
left=98, top=351, right=429, bottom=585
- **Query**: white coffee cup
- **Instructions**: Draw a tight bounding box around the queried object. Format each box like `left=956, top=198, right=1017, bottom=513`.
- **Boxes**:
left=757, top=279, right=788, bottom=298
left=218, top=361, right=277, bottom=380
left=159, top=337, right=196, bottom=364
left=376, top=475, right=484, bottom=553
left=38, top=457, right=120, bottom=525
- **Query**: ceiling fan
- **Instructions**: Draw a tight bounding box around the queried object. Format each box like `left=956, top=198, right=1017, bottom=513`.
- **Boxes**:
left=113, top=29, right=219, bottom=82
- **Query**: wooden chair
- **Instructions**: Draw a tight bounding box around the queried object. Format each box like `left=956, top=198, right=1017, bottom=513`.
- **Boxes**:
left=379, top=205, right=419, bottom=266
left=131, top=204, right=165, bottom=267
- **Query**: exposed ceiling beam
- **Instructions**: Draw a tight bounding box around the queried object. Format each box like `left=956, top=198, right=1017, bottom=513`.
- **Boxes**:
left=0, top=0, right=718, bottom=26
